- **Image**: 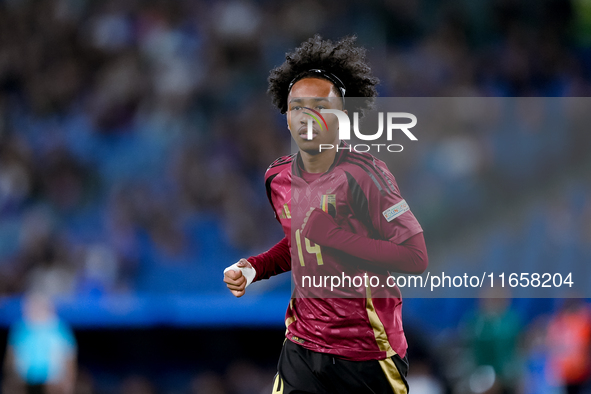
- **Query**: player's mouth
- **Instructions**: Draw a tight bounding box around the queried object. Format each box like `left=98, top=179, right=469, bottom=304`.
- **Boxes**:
left=298, top=126, right=320, bottom=140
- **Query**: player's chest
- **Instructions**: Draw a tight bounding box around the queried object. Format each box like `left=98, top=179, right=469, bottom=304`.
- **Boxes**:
left=272, top=171, right=351, bottom=229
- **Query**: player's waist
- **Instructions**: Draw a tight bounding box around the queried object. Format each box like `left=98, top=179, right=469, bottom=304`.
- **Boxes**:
left=284, top=325, right=405, bottom=361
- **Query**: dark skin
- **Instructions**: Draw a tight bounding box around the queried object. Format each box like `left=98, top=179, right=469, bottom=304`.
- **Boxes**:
left=285, top=77, right=346, bottom=173
left=223, top=77, right=346, bottom=297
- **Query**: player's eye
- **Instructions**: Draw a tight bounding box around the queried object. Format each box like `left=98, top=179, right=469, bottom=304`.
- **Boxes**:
left=291, top=106, right=302, bottom=111
left=316, top=105, right=325, bottom=110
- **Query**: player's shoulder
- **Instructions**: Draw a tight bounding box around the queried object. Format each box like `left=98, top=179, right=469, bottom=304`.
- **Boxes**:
left=339, top=151, right=399, bottom=194
left=265, top=153, right=295, bottom=181
left=346, top=150, right=392, bottom=169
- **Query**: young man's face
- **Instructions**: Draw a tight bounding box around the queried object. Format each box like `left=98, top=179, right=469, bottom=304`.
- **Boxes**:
left=286, top=78, right=345, bottom=155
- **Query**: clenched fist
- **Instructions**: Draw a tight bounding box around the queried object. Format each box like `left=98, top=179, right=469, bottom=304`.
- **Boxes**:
left=223, top=259, right=255, bottom=297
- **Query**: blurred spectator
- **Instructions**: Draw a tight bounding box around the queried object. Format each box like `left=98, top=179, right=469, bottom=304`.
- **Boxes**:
left=461, top=296, right=522, bottom=393
left=545, top=299, right=591, bottom=394
left=2, top=293, right=77, bottom=394
left=520, top=317, right=555, bottom=394
left=406, top=360, right=444, bottom=394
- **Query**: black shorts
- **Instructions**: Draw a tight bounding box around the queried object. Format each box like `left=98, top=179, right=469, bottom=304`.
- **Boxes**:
left=272, top=339, right=409, bottom=394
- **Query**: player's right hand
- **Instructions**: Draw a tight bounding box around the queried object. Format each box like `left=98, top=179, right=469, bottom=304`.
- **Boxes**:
left=223, top=259, right=252, bottom=298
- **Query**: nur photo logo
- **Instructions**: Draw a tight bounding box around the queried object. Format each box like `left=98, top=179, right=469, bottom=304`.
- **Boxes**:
left=303, top=108, right=418, bottom=153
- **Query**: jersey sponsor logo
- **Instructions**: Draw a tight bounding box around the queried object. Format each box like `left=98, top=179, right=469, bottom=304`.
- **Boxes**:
left=320, top=194, right=337, bottom=217
left=382, top=200, right=409, bottom=222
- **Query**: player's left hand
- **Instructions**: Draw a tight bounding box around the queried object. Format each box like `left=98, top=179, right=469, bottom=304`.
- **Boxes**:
left=300, top=207, right=316, bottom=233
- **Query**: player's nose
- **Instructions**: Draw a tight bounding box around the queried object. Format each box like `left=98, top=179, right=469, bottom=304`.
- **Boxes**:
left=299, top=116, right=315, bottom=125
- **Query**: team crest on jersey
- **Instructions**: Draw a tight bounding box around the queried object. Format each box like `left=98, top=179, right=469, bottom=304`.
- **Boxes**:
left=320, top=194, right=337, bottom=218
left=383, top=199, right=409, bottom=222
left=279, top=204, right=291, bottom=219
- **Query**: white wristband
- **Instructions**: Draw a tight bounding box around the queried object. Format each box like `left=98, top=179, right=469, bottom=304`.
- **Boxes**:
left=223, top=262, right=256, bottom=288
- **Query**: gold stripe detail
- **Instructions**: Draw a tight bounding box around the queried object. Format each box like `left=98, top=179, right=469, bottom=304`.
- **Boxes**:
left=378, top=358, right=408, bottom=394
left=271, top=374, right=284, bottom=394
left=272, top=374, right=279, bottom=392
left=283, top=204, right=291, bottom=219
left=365, top=285, right=396, bottom=357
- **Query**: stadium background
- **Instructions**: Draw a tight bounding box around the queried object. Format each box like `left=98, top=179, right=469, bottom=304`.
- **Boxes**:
left=0, top=0, right=590, bottom=393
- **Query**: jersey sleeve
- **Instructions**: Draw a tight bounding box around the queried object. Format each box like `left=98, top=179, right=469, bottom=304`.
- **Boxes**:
left=247, top=236, right=291, bottom=282
left=349, top=159, right=423, bottom=244
left=248, top=156, right=294, bottom=282
left=264, top=155, right=293, bottom=223
left=302, top=210, right=428, bottom=274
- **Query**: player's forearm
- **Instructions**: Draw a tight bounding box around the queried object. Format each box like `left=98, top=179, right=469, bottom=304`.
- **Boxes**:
left=303, top=210, right=428, bottom=274
left=321, top=230, right=427, bottom=274
left=248, top=236, right=292, bottom=282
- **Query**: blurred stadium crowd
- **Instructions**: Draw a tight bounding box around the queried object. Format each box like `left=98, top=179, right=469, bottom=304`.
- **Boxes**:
left=1, top=0, right=591, bottom=393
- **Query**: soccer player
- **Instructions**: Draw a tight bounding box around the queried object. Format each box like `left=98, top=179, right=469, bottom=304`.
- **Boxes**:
left=223, top=35, right=428, bottom=394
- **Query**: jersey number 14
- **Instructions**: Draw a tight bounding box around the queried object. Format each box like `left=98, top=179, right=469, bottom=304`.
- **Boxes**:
left=295, top=229, right=324, bottom=266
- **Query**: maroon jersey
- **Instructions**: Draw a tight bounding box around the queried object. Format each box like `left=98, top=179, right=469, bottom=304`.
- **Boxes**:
left=260, top=145, right=423, bottom=361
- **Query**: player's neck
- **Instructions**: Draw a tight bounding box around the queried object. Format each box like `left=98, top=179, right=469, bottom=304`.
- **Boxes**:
left=299, top=147, right=337, bottom=174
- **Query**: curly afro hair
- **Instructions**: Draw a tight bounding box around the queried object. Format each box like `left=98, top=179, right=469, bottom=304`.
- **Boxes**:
left=268, top=35, right=379, bottom=116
